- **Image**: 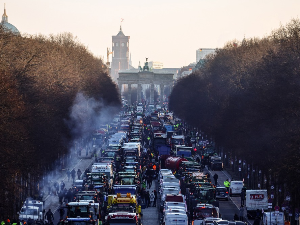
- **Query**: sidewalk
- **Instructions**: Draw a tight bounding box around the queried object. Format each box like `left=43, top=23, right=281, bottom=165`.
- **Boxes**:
left=141, top=179, right=159, bottom=225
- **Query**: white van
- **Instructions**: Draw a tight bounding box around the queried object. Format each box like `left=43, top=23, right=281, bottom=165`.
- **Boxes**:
left=161, top=187, right=181, bottom=201
left=164, top=212, right=188, bottom=225
left=263, top=212, right=285, bottom=225
left=229, top=181, right=244, bottom=196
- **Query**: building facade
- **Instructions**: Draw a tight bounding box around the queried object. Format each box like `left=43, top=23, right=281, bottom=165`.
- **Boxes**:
left=196, top=48, right=215, bottom=63
left=111, top=26, right=130, bottom=82
left=148, top=61, right=163, bottom=69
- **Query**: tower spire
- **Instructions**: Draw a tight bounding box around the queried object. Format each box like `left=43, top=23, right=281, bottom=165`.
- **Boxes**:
left=2, top=3, right=8, bottom=23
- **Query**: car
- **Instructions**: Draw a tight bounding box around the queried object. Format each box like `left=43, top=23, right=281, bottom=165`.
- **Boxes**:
left=215, top=186, right=229, bottom=201
left=204, top=217, right=222, bottom=225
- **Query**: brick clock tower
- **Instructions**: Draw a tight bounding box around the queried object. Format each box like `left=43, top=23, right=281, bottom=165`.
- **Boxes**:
left=111, top=26, right=130, bottom=82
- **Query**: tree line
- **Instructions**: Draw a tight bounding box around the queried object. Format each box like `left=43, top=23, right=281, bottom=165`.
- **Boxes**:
left=170, top=19, right=300, bottom=215
left=0, top=28, right=121, bottom=218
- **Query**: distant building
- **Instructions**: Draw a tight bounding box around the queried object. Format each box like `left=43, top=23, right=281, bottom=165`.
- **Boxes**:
left=111, top=26, right=130, bottom=82
left=177, top=62, right=196, bottom=79
left=0, top=4, right=20, bottom=35
left=148, top=61, right=163, bottom=69
left=196, top=48, right=215, bottom=62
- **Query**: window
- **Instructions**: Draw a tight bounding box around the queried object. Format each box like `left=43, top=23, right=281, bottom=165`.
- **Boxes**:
left=121, top=42, right=125, bottom=47
left=116, top=43, right=118, bottom=47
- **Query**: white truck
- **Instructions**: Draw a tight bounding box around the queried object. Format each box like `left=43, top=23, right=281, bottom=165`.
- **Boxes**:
left=19, top=200, right=44, bottom=222
left=263, top=211, right=285, bottom=225
left=246, top=189, right=268, bottom=219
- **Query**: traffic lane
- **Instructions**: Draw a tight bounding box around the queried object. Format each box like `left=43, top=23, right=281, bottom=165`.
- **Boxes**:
left=219, top=199, right=240, bottom=220
left=207, top=168, right=231, bottom=187
left=231, top=196, right=253, bottom=225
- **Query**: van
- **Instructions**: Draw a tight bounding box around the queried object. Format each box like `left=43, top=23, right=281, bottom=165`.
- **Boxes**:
left=263, top=212, right=284, bottom=225
left=161, top=187, right=181, bottom=201
left=164, top=212, right=188, bottom=225
left=229, top=181, right=244, bottom=196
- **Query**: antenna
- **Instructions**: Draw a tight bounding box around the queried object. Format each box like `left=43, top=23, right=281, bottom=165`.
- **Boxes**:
left=120, top=18, right=124, bottom=29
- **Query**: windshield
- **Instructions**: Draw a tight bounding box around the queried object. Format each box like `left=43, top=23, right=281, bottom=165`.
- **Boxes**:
left=20, top=208, right=38, bottom=215
left=113, top=188, right=136, bottom=195
left=217, top=188, right=227, bottom=193
left=120, top=178, right=135, bottom=185
left=68, top=206, right=89, bottom=218
left=194, top=189, right=215, bottom=200
left=106, top=152, right=116, bottom=157
left=194, top=208, right=218, bottom=219
left=79, top=195, right=95, bottom=200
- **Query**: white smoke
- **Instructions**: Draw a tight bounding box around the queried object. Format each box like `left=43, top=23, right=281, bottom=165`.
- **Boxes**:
left=37, top=92, right=120, bottom=213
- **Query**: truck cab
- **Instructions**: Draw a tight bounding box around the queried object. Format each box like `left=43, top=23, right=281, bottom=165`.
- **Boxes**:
left=18, top=199, right=44, bottom=222
left=192, top=203, right=220, bottom=225
left=19, top=206, right=41, bottom=222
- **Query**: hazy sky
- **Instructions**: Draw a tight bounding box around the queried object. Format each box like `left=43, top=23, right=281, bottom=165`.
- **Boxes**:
left=2, top=0, right=300, bottom=68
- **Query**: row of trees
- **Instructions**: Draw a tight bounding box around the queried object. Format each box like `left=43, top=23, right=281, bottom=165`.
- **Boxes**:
left=0, top=28, right=121, bottom=218
left=170, top=19, right=300, bottom=214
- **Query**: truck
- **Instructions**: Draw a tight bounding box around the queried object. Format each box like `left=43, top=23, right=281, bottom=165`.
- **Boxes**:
left=262, top=211, right=285, bottom=225
left=246, top=189, right=268, bottom=219
left=165, top=156, right=188, bottom=171
left=192, top=203, right=220, bottom=225
left=18, top=199, right=44, bottom=222
left=106, top=212, right=139, bottom=225
left=209, top=156, right=223, bottom=171
left=175, top=145, right=193, bottom=158
left=157, top=145, right=171, bottom=156
left=91, top=162, right=114, bottom=187
left=61, top=201, right=100, bottom=225
left=107, top=193, right=141, bottom=216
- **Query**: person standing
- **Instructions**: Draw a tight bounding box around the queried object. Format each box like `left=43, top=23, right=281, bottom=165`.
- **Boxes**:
left=71, top=169, right=76, bottom=183
left=146, top=176, right=150, bottom=189
left=59, top=207, right=65, bottom=220
left=45, top=209, right=54, bottom=223
left=153, top=190, right=157, bottom=207
left=150, top=191, right=155, bottom=207
left=213, top=173, right=218, bottom=186
left=60, top=181, right=65, bottom=192
left=241, top=188, right=246, bottom=206
left=77, top=169, right=82, bottom=180
left=66, top=169, right=71, bottom=182
left=224, top=179, right=230, bottom=191
left=145, top=191, right=150, bottom=207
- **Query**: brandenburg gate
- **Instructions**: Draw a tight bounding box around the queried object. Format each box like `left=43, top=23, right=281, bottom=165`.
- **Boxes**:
left=117, top=61, right=174, bottom=105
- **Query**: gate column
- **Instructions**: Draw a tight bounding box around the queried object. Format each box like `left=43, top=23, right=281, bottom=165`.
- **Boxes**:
left=160, top=84, right=164, bottom=103
left=137, top=83, right=142, bottom=103
left=128, top=83, right=132, bottom=105
left=150, top=83, right=154, bottom=104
